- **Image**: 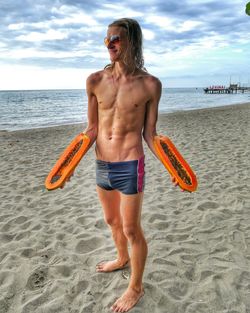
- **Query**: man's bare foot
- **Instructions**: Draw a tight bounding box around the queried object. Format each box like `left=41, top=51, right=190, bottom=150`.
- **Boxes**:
left=111, top=287, right=144, bottom=312
left=96, top=259, right=129, bottom=272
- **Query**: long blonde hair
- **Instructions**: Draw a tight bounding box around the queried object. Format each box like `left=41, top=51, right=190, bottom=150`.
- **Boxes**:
left=105, top=18, right=145, bottom=72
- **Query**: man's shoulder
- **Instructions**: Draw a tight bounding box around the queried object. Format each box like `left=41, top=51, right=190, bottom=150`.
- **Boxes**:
left=86, top=68, right=113, bottom=89
left=87, top=70, right=105, bottom=86
left=137, top=69, right=160, bottom=83
left=141, top=71, right=162, bottom=90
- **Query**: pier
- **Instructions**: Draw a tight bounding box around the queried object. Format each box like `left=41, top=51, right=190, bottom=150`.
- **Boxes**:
left=204, top=84, right=250, bottom=94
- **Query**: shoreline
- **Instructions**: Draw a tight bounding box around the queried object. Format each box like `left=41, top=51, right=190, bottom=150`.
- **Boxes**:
left=2, top=101, right=250, bottom=134
left=1, top=102, right=250, bottom=312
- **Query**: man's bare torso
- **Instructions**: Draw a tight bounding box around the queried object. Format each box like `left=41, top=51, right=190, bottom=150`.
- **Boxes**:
left=92, top=68, right=154, bottom=162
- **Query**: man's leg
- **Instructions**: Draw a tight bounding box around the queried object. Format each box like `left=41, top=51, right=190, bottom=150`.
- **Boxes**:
left=96, top=186, right=130, bottom=272
left=111, top=192, right=147, bottom=312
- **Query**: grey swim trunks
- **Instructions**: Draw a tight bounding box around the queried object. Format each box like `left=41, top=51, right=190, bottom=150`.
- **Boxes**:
left=96, top=156, right=145, bottom=195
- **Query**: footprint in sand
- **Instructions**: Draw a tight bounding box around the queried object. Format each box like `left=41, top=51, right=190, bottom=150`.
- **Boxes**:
left=230, top=230, right=247, bottom=251
left=26, top=268, right=48, bottom=290
left=213, top=274, right=237, bottom=308
left=14, top=216, right=28, bottom=224
left=148, top=213, right=167, bottom=223
left=66, top=280, right=89, bottom=300
left=237, top=271, right=250, bottom=291
left=167, top=279, right=190, bottom=300
left=148, top=270, right=173, bottom=282
left=52, top=265, right=72, bottom=278
left=186, top=302, right=210, bottom=313
left=75, top=237, right=104, bottom=254
left=76, top=215, right=95, bottom=227
left=197, top=201, right=220, bottom=211
left=20, top=248, right=34, bottom=258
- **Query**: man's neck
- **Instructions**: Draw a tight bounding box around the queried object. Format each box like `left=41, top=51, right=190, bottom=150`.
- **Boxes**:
left=112, top=62, right=137, bottom=78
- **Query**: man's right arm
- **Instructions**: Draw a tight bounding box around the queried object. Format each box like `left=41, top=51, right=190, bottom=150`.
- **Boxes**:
left=143, top=76, right=162, bottom=158
left=83, top=73, right=99, bottom=146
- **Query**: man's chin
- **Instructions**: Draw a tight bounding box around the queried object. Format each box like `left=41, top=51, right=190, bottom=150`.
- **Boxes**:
left=109, top=55, right=118, bottom=62
left=109, top=52, right=121, bottom=63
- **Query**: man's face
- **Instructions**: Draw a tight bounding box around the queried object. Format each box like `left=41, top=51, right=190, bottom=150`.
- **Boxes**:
left=105, top=26, right=128, bottom=62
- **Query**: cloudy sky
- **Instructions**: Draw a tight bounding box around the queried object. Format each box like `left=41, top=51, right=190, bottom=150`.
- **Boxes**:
left=0, top=0, right=249, bottom=90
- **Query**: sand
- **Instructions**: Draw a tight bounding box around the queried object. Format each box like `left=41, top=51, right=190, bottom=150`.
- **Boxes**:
left=0, top=103, right=250, bottom=313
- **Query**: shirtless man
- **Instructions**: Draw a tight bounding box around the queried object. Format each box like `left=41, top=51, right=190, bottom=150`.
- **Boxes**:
left=83, top=18, right=162, bottom=312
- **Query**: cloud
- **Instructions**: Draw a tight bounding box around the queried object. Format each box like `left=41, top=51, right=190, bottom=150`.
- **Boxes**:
left=16, top=29, right=68, bottom=42
left=0, top=0, right=249, bottom=88
left=0, top=64, right=93, bottom=90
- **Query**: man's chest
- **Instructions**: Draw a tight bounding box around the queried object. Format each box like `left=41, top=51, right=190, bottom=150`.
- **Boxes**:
left=96, top=81, right=150, bottom=112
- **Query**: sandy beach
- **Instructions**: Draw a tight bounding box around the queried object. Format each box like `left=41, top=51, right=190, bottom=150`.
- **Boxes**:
left=1, top=102, right=250, bottom=313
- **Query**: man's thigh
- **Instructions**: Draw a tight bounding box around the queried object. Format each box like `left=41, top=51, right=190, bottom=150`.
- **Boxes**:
left=96, top=186, right=121, bottom=222
left=120, top=192, right=144, bottom=227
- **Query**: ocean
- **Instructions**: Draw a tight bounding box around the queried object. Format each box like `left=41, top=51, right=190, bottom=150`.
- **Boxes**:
left=0, top=88, right=249, bottom=131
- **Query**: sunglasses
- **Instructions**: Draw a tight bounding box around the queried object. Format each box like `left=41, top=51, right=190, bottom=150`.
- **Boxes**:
left=104, top=35, right=121, bottom=47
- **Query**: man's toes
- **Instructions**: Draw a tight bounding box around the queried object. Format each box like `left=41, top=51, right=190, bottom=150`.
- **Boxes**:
left=96, top=262, right=104, bottom=271
left=119, top=303, right=127, bottom=312
left=116, top=306, right=123, bottom=313
left=112, top=301, right=122, bottom=312
left=111, top=302, right=118, bottom=312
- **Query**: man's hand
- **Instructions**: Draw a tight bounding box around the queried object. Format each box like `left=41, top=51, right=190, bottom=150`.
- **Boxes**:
left=60, top=172, right=74, bottom=189
left=172, top=177, right=185, bottom=192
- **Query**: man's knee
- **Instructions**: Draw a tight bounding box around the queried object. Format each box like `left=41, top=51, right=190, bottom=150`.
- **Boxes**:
left=105, top=216, right=121, bottom=228
left=123, top=225, right=140, bottom=242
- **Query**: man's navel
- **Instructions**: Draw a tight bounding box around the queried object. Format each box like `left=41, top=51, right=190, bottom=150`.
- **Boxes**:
left=108, top=128, right=115, bottom=140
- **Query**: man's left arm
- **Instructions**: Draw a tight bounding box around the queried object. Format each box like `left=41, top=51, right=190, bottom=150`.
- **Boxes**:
left=143, top=77, right=162, bottom=158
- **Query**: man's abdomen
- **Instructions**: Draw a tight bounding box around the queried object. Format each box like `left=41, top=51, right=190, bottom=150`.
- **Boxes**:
left=95, top=131, right=144, bottom=162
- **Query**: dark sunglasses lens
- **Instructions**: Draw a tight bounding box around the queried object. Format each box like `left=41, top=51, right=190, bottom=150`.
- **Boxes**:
left=104, top=35, right=120, bottom=46
left=111, top=36, right=120, bottom=44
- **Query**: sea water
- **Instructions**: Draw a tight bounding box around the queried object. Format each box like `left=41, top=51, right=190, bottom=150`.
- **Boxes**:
left=0, top=88, right=249, bottom=131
